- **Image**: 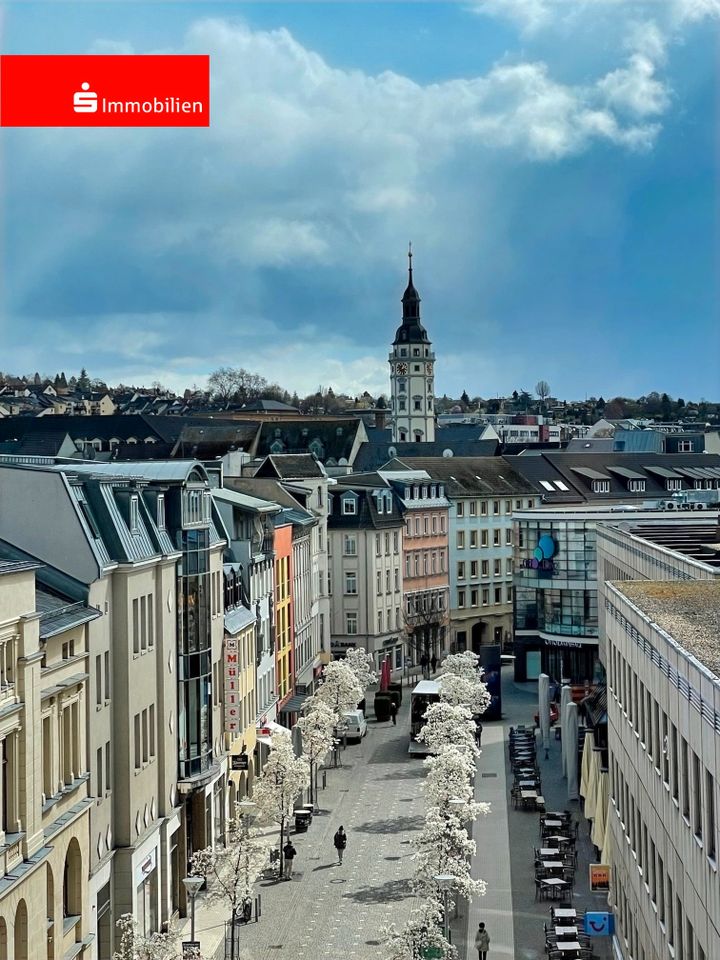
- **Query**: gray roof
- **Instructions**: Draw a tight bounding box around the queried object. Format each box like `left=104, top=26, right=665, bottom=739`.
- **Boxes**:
left=213, top=487, right=282, bottom=514
left=353, top=439, right=499, bottom=472
left=51, top=460, right=209, bottom=483
left=253, top=454, right=326, bottom=479
left=390, top=457, right=538, bottom=497
left=0, top=558, right=40, bottom=577
left=36, top=589, right=102, bottom=639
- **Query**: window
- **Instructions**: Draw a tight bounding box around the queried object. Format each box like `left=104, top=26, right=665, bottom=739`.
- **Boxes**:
left=471, top=589, right=478, bottom=607
left=132, top=598, right=139, bottom=655
left=129, top=495, right=139, bottom=533
left=494, top=559, right=501, bottom=576
left=134, top=714, right=141, bottom=769
left=706, top=769, right=716, bottom=862
left=470, top=560, right=478, bottom=578
left=343, top=535, right=357, bottom=556
left=386, top=569, right=391, bottom=593
left=493, top=529, right=501, bottom=546
left=540, top=480, right=554, bottom=491
left=482, top=560, right=489, bottom=577
left=97, top=747, right=103, bottom=798
left=493, top=500, right=500, bottom=515
left=342, top=497, right=357, bottom=515
left=457, top=531, right=465, bottom=549
left=345, top=572, right=357, bottom=595
left=376, top=495, right=384, bottom=515
left=592, top=480, right=610, bottom=493
left=105, top=740, right=111, bottom=794
left=96, top=655, right=102, bottom=706
left=505, top=500, right=511, bottom=513
left=515, top=500, right=522, bottom=509
left=414, top=517, right=420, bottom=535
left=629, top=479, right=646, bottom=493
left=482, top=588, right=489, bottom=606
left=494, top=587, right=502, bottom=604
left=666, top=477, right=682, bottom=491
left=469, top=530, right=478, bottom=548
left=480, top=501, right=487, bottom=516
left=156, top=494, right=166, bottom=530
left=142, top=708, right=149, bottom=764
left=393, top=532, right=399, bottom=553
left=457, top=561, right=466, bottom=580
left=385, top=532, right=391, bottom=554
left=405, top=519, right=412, bottom=538
left=394, top=569, right=399, bottom=591
left=149, top=704, right=155, bottom=759
left=456, top=502, right=465, bottom=518
left=693, top=751, right=703, bottom=842
left=481, top=530, right=488, bottom=548
left=377, top=611, right=383, bottom=633
left=346, top=612, right=358, bottom=635
left=140, top=595, right=147, bottom=652
left=469, top=501, right=477, bottom=517
left=506, top=558, right=513, bottom=575
left=678, top=440, right=694, bottom=452
left=505, top=528, right=513, bottom=545
left=457, top=590, right=466, bottom=608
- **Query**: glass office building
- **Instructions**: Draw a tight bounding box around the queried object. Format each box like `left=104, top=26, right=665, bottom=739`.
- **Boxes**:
left=513, top=510, right=603, bottom=684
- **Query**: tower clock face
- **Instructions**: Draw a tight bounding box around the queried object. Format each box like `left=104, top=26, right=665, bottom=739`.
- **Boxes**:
left=396, top=362, right=408, bottom=375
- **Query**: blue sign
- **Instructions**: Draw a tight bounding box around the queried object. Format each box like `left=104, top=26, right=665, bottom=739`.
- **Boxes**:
left=520, top=533, right=558, bottom=575
left=584, top=912, right=615, bottom=937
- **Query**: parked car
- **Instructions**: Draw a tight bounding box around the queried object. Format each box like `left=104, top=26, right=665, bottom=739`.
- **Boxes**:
left=341, top=709, right=368, bottom=741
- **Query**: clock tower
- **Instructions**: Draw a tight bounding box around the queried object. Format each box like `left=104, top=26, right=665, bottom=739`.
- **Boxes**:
left=389, top=245, right=436, bottom=443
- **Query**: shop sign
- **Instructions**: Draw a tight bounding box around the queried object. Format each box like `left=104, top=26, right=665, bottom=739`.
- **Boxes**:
left=547, top=638, right=583, bottom=649
left=134, top=847, right=157, bottom=886
left=224, top=637, right=241, bottom=734
left=584, top=912, right=615, bottom=936
left=589, top=864, right=611, bottom=891
left=521, top=534, right=558, bottom=575
left=231, top=753, right=249, bottom=771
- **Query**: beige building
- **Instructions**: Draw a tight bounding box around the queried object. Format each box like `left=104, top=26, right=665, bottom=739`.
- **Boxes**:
left=598, top=518, right=720, bottom=960
left=0, top=557, right=97, bottom=960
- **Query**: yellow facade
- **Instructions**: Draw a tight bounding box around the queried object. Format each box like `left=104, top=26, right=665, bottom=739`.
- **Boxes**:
left=274, top=527, right=293, bottom=707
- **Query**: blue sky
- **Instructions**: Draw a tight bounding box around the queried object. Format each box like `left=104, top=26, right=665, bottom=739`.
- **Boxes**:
left=1, top=0, right=718, bottom=401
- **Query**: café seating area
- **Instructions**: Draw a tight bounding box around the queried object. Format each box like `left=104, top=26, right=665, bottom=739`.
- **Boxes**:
left=534, top=813, right=578, bottom=902
left=509, top=725, right=545, bottom=812
left=543, top=906, right=596, bottom=959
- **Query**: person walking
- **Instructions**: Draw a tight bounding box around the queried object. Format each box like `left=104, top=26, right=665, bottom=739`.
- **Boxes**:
left=420, top=653, right=429, bottom=679
left=474, top=717, right=483, bottom=748
left=475, top=922, right=490, bottom=960
left=390, top=700, right=397, bottom=725
left=430, top=654, right=438, bottom=674
left=283, top=840, right=297, bottom=880
left=333, top=826, right=347, bottom=865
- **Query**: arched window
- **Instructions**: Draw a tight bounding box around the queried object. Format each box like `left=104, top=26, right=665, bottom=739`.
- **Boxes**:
left=0, top=917, right=7, bottom=960
left=46, top=865, right=55, bottom=960
left=63, top=839, right=83, bottom=928
left=14, top=901, right=27, bottom=960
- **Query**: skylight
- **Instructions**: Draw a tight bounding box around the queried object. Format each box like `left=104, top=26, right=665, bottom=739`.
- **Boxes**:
left=540, top=480, right=555, bottom=491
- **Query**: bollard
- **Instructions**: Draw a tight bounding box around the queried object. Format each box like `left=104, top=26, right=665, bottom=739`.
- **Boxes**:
left=322, top=769, right=327, bottom=790
left=256, top=893, right=261, bottom=921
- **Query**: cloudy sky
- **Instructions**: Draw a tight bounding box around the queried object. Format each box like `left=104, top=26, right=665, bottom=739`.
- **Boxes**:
left=2, top=0, right=718, bottom=401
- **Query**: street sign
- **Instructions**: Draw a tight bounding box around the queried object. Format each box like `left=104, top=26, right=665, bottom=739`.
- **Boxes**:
left=182, top=942, right=201, bottom=957
left=589, top=863, right=610, bottom=891
left=584, top=912, right=615, bottom=937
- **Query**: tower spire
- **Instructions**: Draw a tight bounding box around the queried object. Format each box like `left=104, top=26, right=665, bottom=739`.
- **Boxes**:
left=408, top=241, right=413, bottom=284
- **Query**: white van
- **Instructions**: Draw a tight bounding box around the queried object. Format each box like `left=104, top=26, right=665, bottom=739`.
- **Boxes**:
left=341, top=709, right=368, bottom=742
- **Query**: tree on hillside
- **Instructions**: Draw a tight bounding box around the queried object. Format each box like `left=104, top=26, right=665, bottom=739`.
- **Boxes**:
left=77, top=368, right=91, bottom=391
left=535, top=380, right=551, bottom=402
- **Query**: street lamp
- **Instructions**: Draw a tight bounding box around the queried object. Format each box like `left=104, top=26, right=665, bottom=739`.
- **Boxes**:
left=433, top=874, right=455, bottom=945
left=182, top=876, right=204, bottom=942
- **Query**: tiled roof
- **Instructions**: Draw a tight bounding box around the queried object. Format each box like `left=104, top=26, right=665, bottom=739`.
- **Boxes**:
left=392, top=456, right=538, bottom=496
left=352, top=438, right=499, bottom=472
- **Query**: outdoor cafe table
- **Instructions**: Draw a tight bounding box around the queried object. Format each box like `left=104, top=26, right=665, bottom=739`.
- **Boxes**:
left=519, top=779, right=539, bottom=787
left=541, top=861, right=564, bottom=869
left=546, top=834, right=574, bottom=843
left=542, top=819, right=563, bottom=829
left=555, top=926, right=578, bottom=938
left=555, top=942, right=582, bottom=954
left=539, top=848, right=560, bottom=856
left=553, top=908, right=577, bottom=920
left=540, top=878, right=568, bottom=897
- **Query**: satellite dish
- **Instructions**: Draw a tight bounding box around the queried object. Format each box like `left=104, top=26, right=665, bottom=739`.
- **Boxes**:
left=443, top=449, right=454, bottom=458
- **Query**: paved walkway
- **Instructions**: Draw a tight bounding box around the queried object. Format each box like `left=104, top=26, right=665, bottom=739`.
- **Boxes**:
left=464, top=670, right=612, bottom=960
left=184, top=683, right=427, bottom=959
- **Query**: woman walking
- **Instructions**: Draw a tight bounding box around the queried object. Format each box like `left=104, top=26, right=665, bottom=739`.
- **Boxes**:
left=334, top=825, right=347, bottom=865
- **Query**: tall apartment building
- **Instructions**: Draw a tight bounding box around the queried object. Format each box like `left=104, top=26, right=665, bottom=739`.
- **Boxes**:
left=273, top=520, right=294, bottom=714
left=0, top=558, right=97, bottom=960
left=399, top=458, right=538, bottom=652
left=327, top=480, right=405, bottom=672
left=597, top=519, right=720, bottom=960
left=376, top=467, right=450, bottom=663
left=0, top=458, right=227, bottom=955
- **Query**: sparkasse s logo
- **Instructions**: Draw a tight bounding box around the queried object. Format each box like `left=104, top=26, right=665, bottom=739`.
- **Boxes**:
left=0, top=55, right=209, bottom=127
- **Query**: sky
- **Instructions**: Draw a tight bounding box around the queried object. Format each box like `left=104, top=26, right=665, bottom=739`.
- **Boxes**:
left=1, top=0, right=719, bottom=402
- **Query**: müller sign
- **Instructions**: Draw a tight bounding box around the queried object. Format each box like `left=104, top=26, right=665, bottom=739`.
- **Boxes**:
left=520, top=533, right=558, bottom=574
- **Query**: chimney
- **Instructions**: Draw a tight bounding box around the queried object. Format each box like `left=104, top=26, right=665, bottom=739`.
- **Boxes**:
left=375, top=407, right=387, bottom=430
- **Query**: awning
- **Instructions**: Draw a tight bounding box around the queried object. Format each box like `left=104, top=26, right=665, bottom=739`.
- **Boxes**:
left=278, top=694, right=310, bottom=714
left=256, top=720, right=291, bottom=745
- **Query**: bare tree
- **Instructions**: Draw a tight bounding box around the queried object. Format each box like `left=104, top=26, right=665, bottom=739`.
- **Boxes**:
left=402, top=589, right=450, bottom=670
left=535, top=380, right=551, bottom=401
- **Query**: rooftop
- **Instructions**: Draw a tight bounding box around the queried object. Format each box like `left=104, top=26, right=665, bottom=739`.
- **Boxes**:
left=626, top=522, right=720, bottom=569
left=616, top=580, right=720, bottom=680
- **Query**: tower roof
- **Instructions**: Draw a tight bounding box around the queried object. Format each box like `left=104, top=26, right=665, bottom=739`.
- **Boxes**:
left=393, top=244, right=430, bottom=345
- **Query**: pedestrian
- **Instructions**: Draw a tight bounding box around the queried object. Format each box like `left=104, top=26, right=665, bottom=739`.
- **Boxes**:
left=430, top=654, right=438, bottom=674
left=420, top=653, right=428, bottom=678
left=283, top=840, right=297, bottom=880
left=475, top=922, right=490, bottom=960
left=333, top=825, right=347, bottom=865
left=475, top=717, right=483, bottom=748
left=390, top=700, right=397, bottom=725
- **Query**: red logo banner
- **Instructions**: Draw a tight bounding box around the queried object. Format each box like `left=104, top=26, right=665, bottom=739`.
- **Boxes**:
left=0, top=55, right=209, bottom=127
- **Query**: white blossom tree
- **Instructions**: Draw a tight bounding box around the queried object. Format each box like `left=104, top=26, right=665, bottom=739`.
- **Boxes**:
left=112, top=914, right=199, bottom=960
left=252, top=733, right=309, bottom=875
left=438, top=651, right=491, bottom=715
left=297, top=701, right=336, bottom=806
left=189, top=805, right=268, bottom=960
left=344, top=646, right=377, bottom=694
left=413, top=807, right=487, bottom=903
left=417, top=702, right=479, bottom=758
left=310, top=660, right=363, bottom=719
left=424, top=746, right=490, bottom=819
left=383, top=899, right=455, bottom=960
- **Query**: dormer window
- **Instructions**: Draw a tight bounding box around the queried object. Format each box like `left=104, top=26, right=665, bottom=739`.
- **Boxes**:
left=413, top=486, right=419, bottom=500
left=666, top=478, right=682, bottom=491
left=592, top=480, right=610, bottom=494
left=376, top=494, right=384, bottom=515
left=404, top=487, right=410, bottom=499
left=129, top=495, right=139, bottom=533
left=385, top=493, right=392, bottom=514
left=342, top=495, right=358, bottom=515
left=421, top=486, right=428, bottom=499
left=157, top=494, right=166, bottom=530
left=430, top=485, right=436, bottom=498
left=628, top=479, right=645, bottom=493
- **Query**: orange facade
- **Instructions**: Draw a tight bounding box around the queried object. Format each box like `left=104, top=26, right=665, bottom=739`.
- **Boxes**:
left=403, top=505, right=451, bottom=608
left=273, top=523, right=294, bottom=709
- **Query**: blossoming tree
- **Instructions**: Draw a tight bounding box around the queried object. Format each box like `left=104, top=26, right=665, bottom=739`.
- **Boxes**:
left=252, top=732, right=309, bottom=875
left=189, top=804, right=268, bottom=960
left=297, top=700, right=336, bottom=806
left=384, top=899, right=455, bottom=960
left=344, top=646, right=377, bottom=694
left=310, top=659, right=363, bottom=719
left=417, top=702, right=479, bottom=758
left=112, top=914, right=199, bottom=960
left=438, top=651, right=491, bottom=716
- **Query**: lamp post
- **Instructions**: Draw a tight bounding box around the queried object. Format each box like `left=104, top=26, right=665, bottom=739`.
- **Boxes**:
left=182, top=876, right=204, bottom=942
left=433, top=874, right=455, bottom=946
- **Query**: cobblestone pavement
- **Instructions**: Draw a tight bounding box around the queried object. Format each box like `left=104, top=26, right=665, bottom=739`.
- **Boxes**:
left=187, top=684, right=428, bottom=960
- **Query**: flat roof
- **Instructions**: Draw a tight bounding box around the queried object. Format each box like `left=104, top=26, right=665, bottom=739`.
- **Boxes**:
left=626, top=522, right=720, bottom=569
left=615, top=580, right=720, bottom=679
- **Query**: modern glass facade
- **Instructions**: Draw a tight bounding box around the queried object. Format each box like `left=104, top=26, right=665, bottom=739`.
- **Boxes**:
left=513, top=514, right=603, bottom=684
left=177, top=527, right=213, bottom=779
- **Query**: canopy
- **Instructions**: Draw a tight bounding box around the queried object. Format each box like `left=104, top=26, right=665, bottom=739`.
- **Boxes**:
left=591, top=772, right=608, bottom=848
left=580, top=730, right=594, bottom=801
left=584, top=741, right=601, bottom=822
left=538, top=674, right=551, bottom=750
left=566, top=702, right=579, bottom=802
left=560, top=685, right=572, bottom=779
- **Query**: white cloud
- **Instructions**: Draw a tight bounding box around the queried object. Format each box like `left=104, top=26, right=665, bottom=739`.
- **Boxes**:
left=598, top=52, right=669, bottom=117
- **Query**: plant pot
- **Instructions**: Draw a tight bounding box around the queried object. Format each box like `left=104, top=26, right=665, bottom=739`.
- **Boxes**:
left=374, top=694, right=392, bottom=723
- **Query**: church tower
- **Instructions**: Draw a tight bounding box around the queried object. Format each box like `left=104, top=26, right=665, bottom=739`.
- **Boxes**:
left=389, top=246, right=436, bottom=443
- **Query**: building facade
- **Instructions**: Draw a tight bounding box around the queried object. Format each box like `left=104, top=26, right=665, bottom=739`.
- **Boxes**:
left=327, top=482, right=405, bottom=673
left=389, top=250, right=436, bottom=444
left=273, top=521, right=294, bottom=714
